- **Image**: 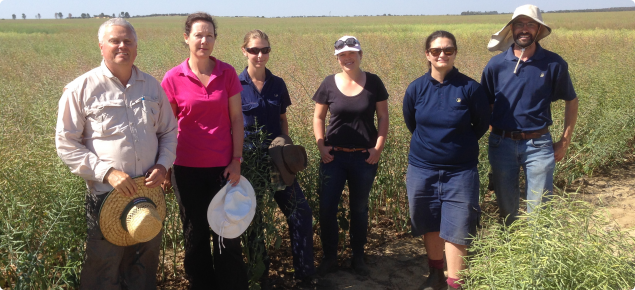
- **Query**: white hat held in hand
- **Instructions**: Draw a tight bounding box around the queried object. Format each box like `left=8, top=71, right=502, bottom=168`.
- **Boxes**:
left=207, top=175, right=256, bottom=254
left=488, top=4, right=552, bottom=52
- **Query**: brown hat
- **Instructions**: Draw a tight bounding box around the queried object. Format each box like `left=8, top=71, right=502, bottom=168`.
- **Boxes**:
left=268, top=135, right=308, bottom=186
left=99, top=176, right=166, bottom=246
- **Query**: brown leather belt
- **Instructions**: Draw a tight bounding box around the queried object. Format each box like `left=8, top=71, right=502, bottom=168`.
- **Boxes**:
left=491, top=127, right=549, bottom=140
left=333, top=146, right=367, bottom=153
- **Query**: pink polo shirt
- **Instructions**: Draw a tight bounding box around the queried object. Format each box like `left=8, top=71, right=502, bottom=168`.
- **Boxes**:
left=161, top=57, right=242, bottom=168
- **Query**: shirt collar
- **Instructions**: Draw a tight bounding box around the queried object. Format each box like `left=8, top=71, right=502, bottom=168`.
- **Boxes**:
left=179, top=56, right=225, bottom=78
left=99, top=60, right=144, bottom=85
left=239, top=67, right=272, bottom=84
left=424, top=67, right=459, bottom=85
left=504, top=42, right=546, bottom=61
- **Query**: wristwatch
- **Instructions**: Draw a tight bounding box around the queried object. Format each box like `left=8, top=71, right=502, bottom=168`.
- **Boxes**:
left=232, top=156, right=243, bottom=163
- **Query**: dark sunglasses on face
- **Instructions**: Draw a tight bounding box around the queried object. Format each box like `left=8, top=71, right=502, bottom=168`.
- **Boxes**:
left=245, top=47, right=271, bottom=55
left=334, top=38, right=359, bottom=50
left=427, top=47, right=457, bottom=57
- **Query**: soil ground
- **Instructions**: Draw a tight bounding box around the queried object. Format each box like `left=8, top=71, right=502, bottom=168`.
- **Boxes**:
left=157, top=161, right=635, bottom=290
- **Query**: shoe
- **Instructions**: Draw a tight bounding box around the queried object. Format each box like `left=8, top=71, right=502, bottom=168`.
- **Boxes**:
left=422, top=267, right=447, bottom=290
left=351, top=255, right=369, bottom=276
left=316, top=256, right=338, bottom=277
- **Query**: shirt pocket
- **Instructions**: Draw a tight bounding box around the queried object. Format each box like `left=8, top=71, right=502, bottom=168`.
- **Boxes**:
left=131, top=96, right=160, bottom=129
left=86, top=99, right=125, bottom=137
left=266, top=98, right=281, bottom=115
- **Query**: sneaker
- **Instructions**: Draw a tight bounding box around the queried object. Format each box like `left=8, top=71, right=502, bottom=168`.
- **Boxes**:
left=351, top=255, right=370, bottom=276
left=316, top=256, right=338, bottom=277
left=422, top=267, right=447, bottom=290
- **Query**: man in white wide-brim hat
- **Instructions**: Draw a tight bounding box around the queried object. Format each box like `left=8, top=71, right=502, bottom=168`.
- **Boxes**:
left=481, top=4, right=579, bottom=226
left=55, top=18, right=177, bottom=289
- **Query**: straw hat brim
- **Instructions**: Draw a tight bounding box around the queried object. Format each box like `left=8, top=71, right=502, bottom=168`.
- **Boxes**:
left=488, top=13, right=552, bottom=52
left=99, top=176, right=166, bottom=247
left=207, top=176, right=257, bottom=239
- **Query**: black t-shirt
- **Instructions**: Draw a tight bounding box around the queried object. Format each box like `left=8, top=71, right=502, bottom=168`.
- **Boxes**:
left=312, top=72, right=389, bottom=148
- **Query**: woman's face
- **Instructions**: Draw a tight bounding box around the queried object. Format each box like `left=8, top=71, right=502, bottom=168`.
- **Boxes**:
left=425, top=37, right=456, bottom=70
left=184, top=20, right=215, bottom=58
left=242, top=38, right=270, bottom=69
left=336, top=50, right=362, bottom=72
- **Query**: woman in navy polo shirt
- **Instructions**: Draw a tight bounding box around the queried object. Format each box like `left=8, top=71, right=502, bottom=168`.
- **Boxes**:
left=313, top=35, right=389, bottom=277
left=402, top=31, right=489, bottom=290
left=238, top=30, right=317, bottom=286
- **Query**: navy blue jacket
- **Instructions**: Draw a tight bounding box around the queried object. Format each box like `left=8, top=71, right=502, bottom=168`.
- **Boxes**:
left=239, top=68, right=291, bottom=144
left=403, top=68, right=490, bottom=170
left=481, top=43, right=577, bottom=131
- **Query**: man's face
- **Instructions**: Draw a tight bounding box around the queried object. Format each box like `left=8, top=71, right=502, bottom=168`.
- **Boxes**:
left=99, top=25, right=137, bottom=69
left=512, top=16, right=540, bottom=48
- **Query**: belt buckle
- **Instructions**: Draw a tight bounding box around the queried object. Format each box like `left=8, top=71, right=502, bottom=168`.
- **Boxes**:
left=510, top=131, right=523, bottom=140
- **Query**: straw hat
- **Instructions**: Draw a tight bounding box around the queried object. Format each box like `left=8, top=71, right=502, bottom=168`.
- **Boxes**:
left=99, top=176, right=166, bottom=247
left=487, top=4, right=552, bottom=52
left=268, top=135, right=308, bottom=186
left=207, top=176, right=256, bottom=240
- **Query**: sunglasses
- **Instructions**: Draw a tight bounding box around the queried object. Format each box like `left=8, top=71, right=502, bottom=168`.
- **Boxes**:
left=245, top=47, right=271, bottom=55
left=334, top=38, right=359, bottom=50
left=427, top=47, right=457, bottom=57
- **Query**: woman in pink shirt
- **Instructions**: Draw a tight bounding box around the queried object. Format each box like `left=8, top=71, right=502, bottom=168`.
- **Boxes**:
left=161, top=12, right=247, bottom=290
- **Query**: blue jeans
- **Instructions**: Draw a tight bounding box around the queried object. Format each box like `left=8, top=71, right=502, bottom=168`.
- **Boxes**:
left=488, top=132, right=555, bottom=225
left=318, top=150, right=378, bottom=258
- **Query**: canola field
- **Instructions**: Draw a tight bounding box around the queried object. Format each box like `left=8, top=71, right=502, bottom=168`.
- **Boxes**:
left=1, top=12, right=634, bottom=289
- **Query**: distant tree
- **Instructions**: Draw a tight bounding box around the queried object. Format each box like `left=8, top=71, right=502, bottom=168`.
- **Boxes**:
left=99, top=12, right=105, bottom=18
left=12, top=14, right=16, bottom=20
left=22, top=13, right=26, bottom=20
left=112, top=13, right=115, bottom=18
left=124, top=12, right=130, bottom=18
left=37, top=13, right=41, bottom=19
left=120, top=12, right=124, bottom=17
left=86, top=13, right=91, bottom=18
left=81, top=13, right=86, bottom=18
left=68, top=13, right=72, bottom=18
left=58, top=12, right=63, bottom=19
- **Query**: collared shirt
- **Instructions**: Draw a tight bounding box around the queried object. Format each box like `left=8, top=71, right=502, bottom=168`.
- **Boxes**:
left=239, top=67, right=291, bottom=144
left=56, top=61, right=178, bottom=195
left=403, top=67, right=490, bottom=170
left=161, top=57, right=243, bottom=168
left=481, top=43, right=577, bottom=131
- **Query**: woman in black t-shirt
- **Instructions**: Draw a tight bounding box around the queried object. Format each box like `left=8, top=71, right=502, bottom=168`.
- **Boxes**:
left=312, top=35, right=389, bottom=277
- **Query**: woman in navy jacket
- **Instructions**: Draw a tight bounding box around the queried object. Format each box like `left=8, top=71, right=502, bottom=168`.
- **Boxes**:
left=402, top=30, right=489, bottom=290
left=238, top=30, right=317, bottom=287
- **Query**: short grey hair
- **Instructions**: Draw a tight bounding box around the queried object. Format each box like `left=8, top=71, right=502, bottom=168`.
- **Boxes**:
left=97, top=18, right=138, bottom=44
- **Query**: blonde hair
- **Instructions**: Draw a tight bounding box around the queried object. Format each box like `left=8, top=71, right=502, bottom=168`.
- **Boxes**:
left=241, top=29, right=270, bottom=49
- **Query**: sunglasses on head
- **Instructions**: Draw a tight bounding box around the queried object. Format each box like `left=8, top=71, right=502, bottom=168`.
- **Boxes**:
left=245, top=47, right=271, bottom=55
left=334, top=38, right=359, bottom=50
left=427, top=47, right=456, bottom=57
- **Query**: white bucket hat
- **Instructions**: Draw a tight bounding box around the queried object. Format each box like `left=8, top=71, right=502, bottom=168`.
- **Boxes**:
left=207, top=175, right=256, bottom=253
left=487, top=4, right=552, bottom=52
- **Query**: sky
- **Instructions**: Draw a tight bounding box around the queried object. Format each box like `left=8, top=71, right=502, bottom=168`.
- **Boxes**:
left=0, top=0, right=633, bottom=19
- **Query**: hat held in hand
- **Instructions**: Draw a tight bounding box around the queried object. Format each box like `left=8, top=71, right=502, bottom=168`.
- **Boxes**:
left=207, top=176, right=256, bottom=253
left=268, top=134, right=308, bottom=186
left=99, top=176, right=166, bottom=246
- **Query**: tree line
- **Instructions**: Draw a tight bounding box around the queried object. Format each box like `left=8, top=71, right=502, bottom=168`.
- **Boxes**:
left=10, top=12, right=131, bottom=19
